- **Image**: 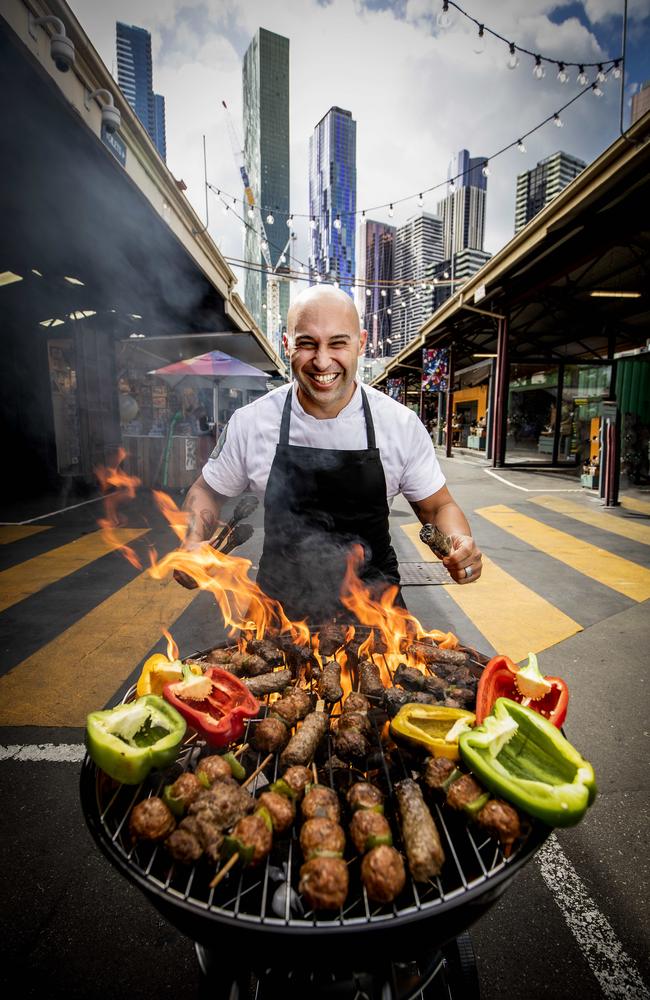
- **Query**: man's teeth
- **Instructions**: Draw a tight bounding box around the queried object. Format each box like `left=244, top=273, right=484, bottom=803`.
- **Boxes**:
left=311, top=373, right=338, bottom=384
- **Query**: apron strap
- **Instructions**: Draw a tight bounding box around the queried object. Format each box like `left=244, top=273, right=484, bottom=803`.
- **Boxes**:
left=280, top=384, right=377, bottom=448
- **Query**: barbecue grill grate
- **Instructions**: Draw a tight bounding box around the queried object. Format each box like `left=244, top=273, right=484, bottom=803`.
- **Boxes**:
left=82, top=642, right=548, bottom=932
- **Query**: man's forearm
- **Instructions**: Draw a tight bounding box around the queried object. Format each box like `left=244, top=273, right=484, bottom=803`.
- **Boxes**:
left=182, top=475, right=224, bottom=545
left=410, top=490, right=471, bottom=539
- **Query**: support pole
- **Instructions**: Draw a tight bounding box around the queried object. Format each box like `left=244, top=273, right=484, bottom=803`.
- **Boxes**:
left=492, top=317, right=509, bottom=468
left=445, top=345, right=454, bottom=459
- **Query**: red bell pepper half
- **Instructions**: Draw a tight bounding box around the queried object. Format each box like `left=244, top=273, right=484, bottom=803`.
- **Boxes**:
left=476, top=652, right=568, bottom=728
left=163, top=665, right=259, bottom=747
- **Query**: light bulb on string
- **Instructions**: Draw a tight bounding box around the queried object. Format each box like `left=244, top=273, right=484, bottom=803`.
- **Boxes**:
left=366, top=288, right=371, bottom=297
left=395, top=288, right=401, bottom=296
left=473, top=24, right=486, bottom=55
left=436, top=1, right=453, bottom=30
left=381, top=288, right=387, bottom=297
left=613, top=61, right=621, bottom=79
left=315, top=274, right=322, bottom=283
left=533, top=55, right=545, bottom=80
left=266, top=212, right=274, bottom=224
left=387, top=307, right=392, bottom=316
left=517, top=139, right=526, bottom=153
left=449, top=177, right=456, bottom=191
left=309, top=216, right=317, bottom=230
left=557, top=62, right=569, bottom=84
left=577, top=65, right=588, bottom=86
left=333, top=214, right=342, bottom=230
left=333, top=280, right=339, bottom=289
left=247, top=206, right=255, bottom=218
left=592, top=83, right=603, bottom=97
left=554, top=112, right=564, bottom=128
left=388, top=204, right=394, bottom=217
left=482, top=161, right=490, bottom=177
left=280, top=254, right=287, bottom=264
left=417, top=193, right=424, bottom=207
left=596, top=64, right=607, bottom=84
left=507, top=42, right=519, bottom=70
left=287, top=215, right=293, bottom=227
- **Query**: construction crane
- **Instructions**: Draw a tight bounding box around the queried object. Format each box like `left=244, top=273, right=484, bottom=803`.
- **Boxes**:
left=221, top=100, right=293, bottom=350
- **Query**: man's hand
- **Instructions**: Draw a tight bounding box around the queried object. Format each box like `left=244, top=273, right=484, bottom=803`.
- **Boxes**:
left=442, top=533, right=483, bottom=585
left=172, top=474, right=226, bottom=589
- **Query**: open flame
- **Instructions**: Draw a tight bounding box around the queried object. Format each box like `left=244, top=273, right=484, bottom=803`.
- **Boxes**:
left=95, top=447, right=142, bottom=569
left=163, top=628, right=179, bottom=661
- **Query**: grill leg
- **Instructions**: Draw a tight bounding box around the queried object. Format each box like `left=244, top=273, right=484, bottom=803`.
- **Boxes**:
left=438, top=932, right=480, bottom=1000
left=195, top=943, right=257, bottom=1000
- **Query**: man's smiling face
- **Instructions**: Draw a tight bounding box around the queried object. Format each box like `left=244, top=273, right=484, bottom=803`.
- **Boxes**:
left=285, top=288, right=368, bottom=418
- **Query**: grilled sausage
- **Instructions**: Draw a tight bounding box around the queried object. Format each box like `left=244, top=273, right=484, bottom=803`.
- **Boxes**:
left=319, top=661, right=343, bottom=703
left=406, top=644, right=469, bottom=669
left=280, top=710, right=327, bottom=767
left=299, top=856, right=349, bottom=911
left=245, top=669, right=292, bottom=697
left=230, top=651, right=271, bottom=677
left=361, top=845, right=406, bottom=904
left=395, top=778, right=445, bottom=881
left=318, top=623, right=347, bottom=657
left=358, top=659, right=384, bottom=699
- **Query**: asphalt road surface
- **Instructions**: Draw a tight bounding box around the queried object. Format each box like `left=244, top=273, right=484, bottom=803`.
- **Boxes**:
left=1, top=455, right=648, bottom=999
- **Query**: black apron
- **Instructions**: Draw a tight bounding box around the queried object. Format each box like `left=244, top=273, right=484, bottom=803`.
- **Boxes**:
left=256, top=385, right=404, bottom=624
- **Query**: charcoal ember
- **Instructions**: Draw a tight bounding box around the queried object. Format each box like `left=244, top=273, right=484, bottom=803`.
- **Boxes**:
left=359, top=659, right=384, bottom=699
left=442, top=697, right=462, bottom=709
left=245, top=670, right=292, bottom=697
left=247, top=639, right=284, bottom=667
left=419, top=523, right=452, bottom=559
left=384, top=688, right=441, bottom=718
left=318, top=623, right=348, bottom=657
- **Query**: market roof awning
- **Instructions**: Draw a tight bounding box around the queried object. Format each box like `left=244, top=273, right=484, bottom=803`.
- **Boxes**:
left=373, top=109, right=650, bottom=385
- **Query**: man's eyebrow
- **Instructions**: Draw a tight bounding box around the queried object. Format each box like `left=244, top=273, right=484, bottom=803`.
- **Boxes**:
left=293, top=331, right=353, bottom=341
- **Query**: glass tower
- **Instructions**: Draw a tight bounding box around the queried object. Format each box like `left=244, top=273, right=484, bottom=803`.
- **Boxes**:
left=514, top=151, right=586, bottom=234
left=243, top=28, right=290, bottom=341
left=115, top=23, right=167, bottom=161
left=357, top=219, right=394, bottom=357
left=309, top=107, right=357, bottom=296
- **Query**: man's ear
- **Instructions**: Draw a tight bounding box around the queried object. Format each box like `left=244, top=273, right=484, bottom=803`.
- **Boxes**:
left=282, top=332, right=290, bottom=351
left=358, top=329, right=368, bottom=354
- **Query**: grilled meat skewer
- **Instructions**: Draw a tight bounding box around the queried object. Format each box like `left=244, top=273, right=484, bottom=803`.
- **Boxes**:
left=362, top=845, right=406, bottom=904
left=252, top=688, right=316, bottom=753
left=319, top=660, right=343, bottom=703
left=298, top=778, right=348, bottom=911
left=395, top=778, right=445, bottom=881
left=318, top=623, right=348, bottom=657
left=345, top=780, right=406, bottom=904
left=129, top=797, right=176, bottom=842
left=422, top=756, right=522, bottom=856
left=358, top=659, right=384, bottom=699
left=280, top=709, right=328, bottom=767
left=406, top=644, right=469, bottom=670
left=299, top=856, right=349, bottom=911
left=246, top=638, right=284, bottom=668
left=333, top=690, right=372, bottom=763
left=419, top=523, right=452, bottom=559
left=384, top=688, right=441, bottom=718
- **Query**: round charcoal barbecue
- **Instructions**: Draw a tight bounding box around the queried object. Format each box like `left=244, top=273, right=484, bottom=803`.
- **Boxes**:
left=80, top=631, right=551, bottom=1000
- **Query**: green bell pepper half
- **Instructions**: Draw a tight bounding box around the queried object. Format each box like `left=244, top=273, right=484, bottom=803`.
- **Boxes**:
left=85, top=695, right=187, bottom=785
left=458, top=697, right=596, bottom=828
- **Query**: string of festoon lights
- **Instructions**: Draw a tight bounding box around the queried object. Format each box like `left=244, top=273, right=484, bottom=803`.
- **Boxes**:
left=210, top=58, right=619, bottom=298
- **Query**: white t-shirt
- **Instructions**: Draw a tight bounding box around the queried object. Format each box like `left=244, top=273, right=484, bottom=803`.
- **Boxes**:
left=202, top=382, right=445, bottom=503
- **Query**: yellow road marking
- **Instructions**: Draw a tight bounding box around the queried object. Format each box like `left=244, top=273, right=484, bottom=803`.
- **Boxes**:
left=0, top=570, right=200, bottom=727
left=620, top=496, right=650, bottom=517
left=477, top=505, right=650, bottom=602
left=0, top=529, right=148, bottom=614
left=0, top=525, right=51, bottom=545
left=531, top=495, right=650, bottom=546
left=401, top=522, right=582, bottom=662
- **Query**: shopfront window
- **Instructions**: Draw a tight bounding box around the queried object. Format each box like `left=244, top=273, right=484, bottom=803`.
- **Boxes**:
left=507, top=364, right=558, bottom=463
left=558, top=364, right=611, bottom=467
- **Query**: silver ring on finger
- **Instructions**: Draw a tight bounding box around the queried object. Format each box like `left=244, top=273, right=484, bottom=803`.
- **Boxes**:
left=464, top=565, right=473, bottom=580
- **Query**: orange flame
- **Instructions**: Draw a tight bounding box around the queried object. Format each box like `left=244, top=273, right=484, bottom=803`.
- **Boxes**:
left=340, top=545, right=459, bottom=679
left=163, top=629, right=179, bottom=661
left=95, top=447, right=142, bottom=569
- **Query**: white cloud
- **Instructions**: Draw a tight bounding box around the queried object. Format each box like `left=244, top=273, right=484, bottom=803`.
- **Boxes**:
left=70, top=0, right=625, bottom=300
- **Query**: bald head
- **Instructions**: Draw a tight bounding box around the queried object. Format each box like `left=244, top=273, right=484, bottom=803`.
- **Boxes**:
left=287, top=285, right=361, bottom=344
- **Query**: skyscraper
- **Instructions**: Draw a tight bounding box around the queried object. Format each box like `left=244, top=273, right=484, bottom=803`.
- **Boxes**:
left=309, top=107, right=357, bottom=296
left=115, top=23, right=167, bottom=161
left=243, top=28, right=290, bottom=340
left=631, top=81, right=650, bottom=124
left=436, top=149, right=487, bottom=259
left=357, top=219, right=395, bottom=357
left=514, top=151, right=586, bottom=233
left=392, top=212, right=444, bottom=354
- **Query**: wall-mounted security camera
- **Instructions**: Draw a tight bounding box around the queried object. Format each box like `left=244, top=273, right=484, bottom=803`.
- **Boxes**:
left=29, top=14, right=76, bottom=72
left=85, top=88, right=122, bottom=135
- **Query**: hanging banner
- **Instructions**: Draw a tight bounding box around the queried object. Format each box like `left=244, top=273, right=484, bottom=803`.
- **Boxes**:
left=386, top=378, right=405, bottom=403
left=422, top=348, right=449, bottom=392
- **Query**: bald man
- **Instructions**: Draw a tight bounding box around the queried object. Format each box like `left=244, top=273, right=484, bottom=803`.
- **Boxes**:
left=176, top=285, right=482, bottom=622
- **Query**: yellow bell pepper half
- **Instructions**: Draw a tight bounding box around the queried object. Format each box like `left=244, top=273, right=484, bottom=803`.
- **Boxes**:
left=136, top=654, right=203, bottom=697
